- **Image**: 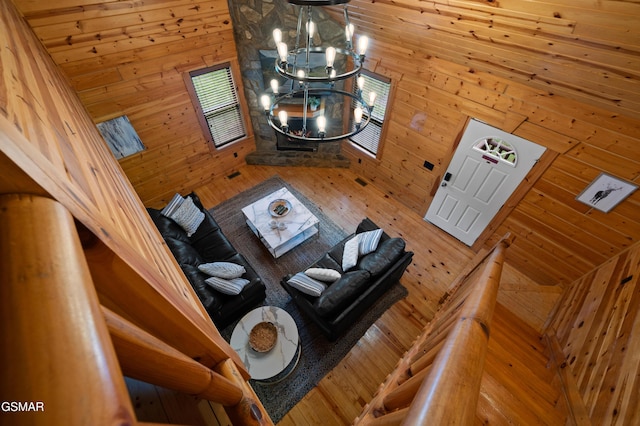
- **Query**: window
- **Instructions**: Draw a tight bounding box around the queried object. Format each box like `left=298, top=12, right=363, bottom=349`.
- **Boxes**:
left=349, top=71, right=391, bottom=156
left=188, top=64, right=246, bottom=148
left=473, top=137, right=517, bottom=166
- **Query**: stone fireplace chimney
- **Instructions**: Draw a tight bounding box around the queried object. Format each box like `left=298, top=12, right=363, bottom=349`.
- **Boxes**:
left=228, top=0, right=350, bottom=167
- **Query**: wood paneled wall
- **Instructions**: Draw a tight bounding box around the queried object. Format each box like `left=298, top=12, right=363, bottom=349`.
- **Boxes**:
left=1, top=0, right=223, bottom=363
left=15, top=0, right=640, bottom=288
left=2, top=3, right=266, bottom=421
left=547, top=240, right=640, bottom=424
left=5, top=0, right=640, bottom=421
left=16, top=0, right=256, bottom=208
left=332, top=0, right=640, bottom=286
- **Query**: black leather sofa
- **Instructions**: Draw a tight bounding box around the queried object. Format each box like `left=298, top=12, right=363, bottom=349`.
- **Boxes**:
left=148, top=193, right=266, bottom=329
left=281, top=218, right=413, bottom=341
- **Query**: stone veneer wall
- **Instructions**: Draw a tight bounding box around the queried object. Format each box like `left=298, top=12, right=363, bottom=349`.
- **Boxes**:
left=228, top=0, right=350, bottom=167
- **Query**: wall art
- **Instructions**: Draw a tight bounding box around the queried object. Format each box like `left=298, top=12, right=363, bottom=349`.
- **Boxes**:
left=96, top=115, right=145, bottom=159
left=576, top=172, right=638, bottom=213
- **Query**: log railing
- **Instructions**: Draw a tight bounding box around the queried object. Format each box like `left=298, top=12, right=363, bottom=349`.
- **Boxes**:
left=355, top=234, right=513, bottom=425
left=0, top=194, right=273, bottom=425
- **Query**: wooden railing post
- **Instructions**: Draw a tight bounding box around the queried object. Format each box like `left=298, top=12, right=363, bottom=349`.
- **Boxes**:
left=355, top=235, right=512, bottom=425
left=103, top=306, right=244, bottom=406
left=84, top=238, right=248, bottom=374
left=402, top=237, right=511, bottom=425
left=215, top=359, right=273, bottom=425
left=0, top=194, right=137, bottom=425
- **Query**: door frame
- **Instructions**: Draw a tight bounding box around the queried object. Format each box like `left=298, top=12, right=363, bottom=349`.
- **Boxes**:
left=430, top=117, right=557, bottom=252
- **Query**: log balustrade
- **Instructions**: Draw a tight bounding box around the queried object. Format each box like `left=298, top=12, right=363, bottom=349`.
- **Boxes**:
left=0, top=194, right=273, bottom=426
left=354, top=234, right=513, bottom=425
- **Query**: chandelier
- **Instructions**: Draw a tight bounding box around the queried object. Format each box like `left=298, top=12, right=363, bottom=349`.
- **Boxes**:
left=260, top=0, right=376, bottom=143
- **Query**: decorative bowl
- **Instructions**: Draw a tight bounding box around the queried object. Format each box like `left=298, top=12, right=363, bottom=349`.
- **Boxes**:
left=249, top=321, right=278, bottom=353
left=268, top=199, right=292, bottom=217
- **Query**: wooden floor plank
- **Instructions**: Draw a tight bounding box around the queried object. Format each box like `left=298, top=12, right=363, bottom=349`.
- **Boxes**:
left=125, top=377, right=170, bottom=423
left=481, top=305, right=567, bottom=426
left=126, top=164, right=565, bottom=425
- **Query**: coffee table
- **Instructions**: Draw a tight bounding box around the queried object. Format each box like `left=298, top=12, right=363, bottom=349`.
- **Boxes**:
left=241, top=187, right=319, bottom=258
left=230, top=306, right=300, bottom=382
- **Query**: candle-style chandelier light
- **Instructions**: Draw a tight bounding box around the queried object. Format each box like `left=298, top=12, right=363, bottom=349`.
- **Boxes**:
left=260, top=0, right=376, bottom=143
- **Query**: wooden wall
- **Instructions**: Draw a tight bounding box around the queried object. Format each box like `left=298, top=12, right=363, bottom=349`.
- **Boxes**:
left=4, top=1, right=640, bottom=421
left=14, top=0, right=640, bottom=288
left=333, top=0, right=640, bottom=287
left=547, top=240, right=640, bottom=424
left=16, top=0, right=255, bottom=208
left=0, top=0, right=219, bottom=360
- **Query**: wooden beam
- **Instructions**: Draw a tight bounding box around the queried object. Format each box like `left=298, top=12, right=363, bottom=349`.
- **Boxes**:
left=102, top=306, right=244, bottom=406
left=0, top=194, right=137, bottom=425
left=403, top=235, right=512, bottom=424
left=214, top=359, right=274, bottom=425
left=382, top=365, right=433, bottom=413
left=368, top=407, right=408, bottom=425
left=83, top=238, right=250, bottom=377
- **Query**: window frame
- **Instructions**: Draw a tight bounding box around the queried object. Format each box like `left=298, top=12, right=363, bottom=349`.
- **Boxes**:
left=185, top=62, right=248, bottom=150
left=348, top=69, right=392, bottom=158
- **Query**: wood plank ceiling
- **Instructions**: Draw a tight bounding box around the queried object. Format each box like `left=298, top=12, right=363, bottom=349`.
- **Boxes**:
left=326, top=0, right=640, bottom=286
left=341, top=0, right=640, bottom=119
left=12, top=0, right=640, bottom=288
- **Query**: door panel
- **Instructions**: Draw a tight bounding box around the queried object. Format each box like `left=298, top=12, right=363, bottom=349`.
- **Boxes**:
left=476, top=169, right=508, bottom=203
left=425, top=119, right=546, bottom=246
left=453, top=157, right=481, bottom=192
left=437, top=195, right=459, bottom=220
left=458, top=206, right=480, bottom=232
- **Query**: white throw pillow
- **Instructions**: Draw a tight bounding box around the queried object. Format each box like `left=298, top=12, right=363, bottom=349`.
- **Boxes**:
left=198, top=262, right=246, bottom=279
left=358, top=228, right=383, bottom=256
left=287, top=272, right=327, bottom=297
left=205, top=276, right=250, bottom=295
left=342, top=235, right=361, bottom=271
left=169, top=196, right=205, bottom=237
left=305, top=267, right=341, bottom=283
left=161, top=193, right=185, bottom=217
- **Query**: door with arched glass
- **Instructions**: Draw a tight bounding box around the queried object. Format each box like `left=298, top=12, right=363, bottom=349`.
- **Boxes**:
left=425, top=119, right=546, bottom=246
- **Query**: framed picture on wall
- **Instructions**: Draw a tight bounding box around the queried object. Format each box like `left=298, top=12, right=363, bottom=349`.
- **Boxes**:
left=576, top=172, right=638, bottom=213
left=97, top=115, right=145, bottom=159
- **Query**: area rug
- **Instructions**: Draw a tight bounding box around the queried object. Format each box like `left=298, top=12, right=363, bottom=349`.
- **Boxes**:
left=210, top=175, right=408, bottom=423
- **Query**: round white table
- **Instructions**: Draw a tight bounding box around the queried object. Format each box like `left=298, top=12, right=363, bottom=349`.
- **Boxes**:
left=230, top=306, right=300, bottom=382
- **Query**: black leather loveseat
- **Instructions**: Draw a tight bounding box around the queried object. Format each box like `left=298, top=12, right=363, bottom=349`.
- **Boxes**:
left=148, top=193, right=266, bottom=329
left=281, top=218, right=413, bottom=340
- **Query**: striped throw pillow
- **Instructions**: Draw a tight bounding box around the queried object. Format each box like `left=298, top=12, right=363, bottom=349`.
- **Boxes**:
left=358, top=228, right=383, bottom=256
left=287, top=272, right=327, bottom=297
left=161, top=193, right=185, bottom=217
left=205, top=276, right=250, bottom=295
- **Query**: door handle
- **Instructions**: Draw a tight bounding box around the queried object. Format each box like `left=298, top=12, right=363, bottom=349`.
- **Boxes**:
left=441, top=172, right=452, bottom=187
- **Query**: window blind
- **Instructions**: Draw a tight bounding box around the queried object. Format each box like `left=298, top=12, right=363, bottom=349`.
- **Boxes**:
left=350, top=72, right=391, bottom=155
left=351, top=120, right=383, bottom=154
left=191, top=66, right=245, bottom=147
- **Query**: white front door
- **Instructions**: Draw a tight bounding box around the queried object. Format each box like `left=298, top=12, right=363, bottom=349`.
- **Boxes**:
left=425, top=119, right=546, bottom=246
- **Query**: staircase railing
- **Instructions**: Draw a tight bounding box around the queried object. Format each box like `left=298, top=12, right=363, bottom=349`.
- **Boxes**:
left=0, top=194, right=272, bottom=425
left=354, top=234, right=513, bottom=425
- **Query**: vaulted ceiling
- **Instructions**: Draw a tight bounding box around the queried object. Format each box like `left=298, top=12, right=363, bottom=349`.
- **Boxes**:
left=330, top=0, right=640, bottom=120
left=12, top=0, right=640, bottom=288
